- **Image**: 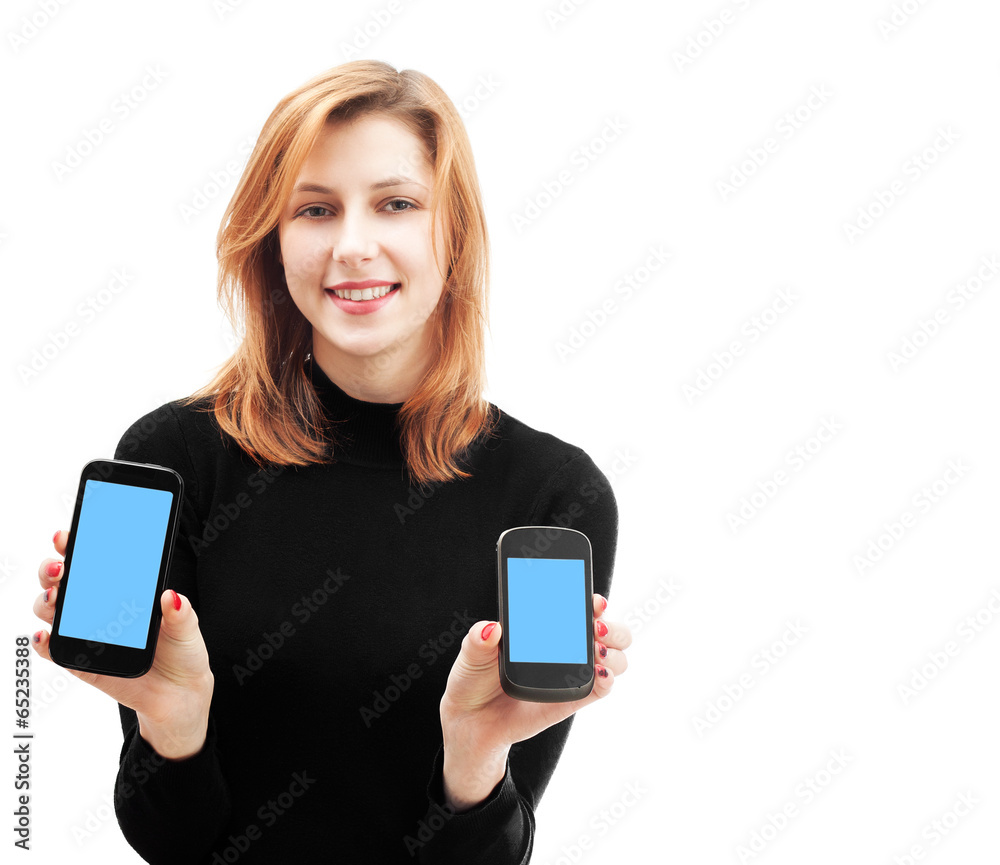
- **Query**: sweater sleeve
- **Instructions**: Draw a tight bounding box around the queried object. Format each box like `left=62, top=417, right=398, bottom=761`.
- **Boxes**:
left=111, top=403, right=233, bottom=863
left=414, top=450, right=620, bottom=864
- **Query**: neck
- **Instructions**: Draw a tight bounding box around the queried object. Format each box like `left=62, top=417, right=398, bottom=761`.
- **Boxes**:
left=311, top=329, right=434, bottom=404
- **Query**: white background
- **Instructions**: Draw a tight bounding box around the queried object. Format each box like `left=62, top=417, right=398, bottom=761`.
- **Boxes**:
left=2, top=0, right=999, bottom=862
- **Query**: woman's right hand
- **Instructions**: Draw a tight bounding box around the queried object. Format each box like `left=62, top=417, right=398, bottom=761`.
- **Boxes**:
left=32, top=529, right=215, bottom=761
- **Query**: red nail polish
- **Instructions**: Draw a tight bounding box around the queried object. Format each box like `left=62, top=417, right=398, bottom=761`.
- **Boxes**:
left=170, top=590, right=181, bottom=611
left=33, top=631, right=42, bottom=644
left=481, top=622, right=497, bottom=641
left=52, top=530, right=60, bottom=545
left=597, top=665, right=608, bottom=678
left=598, top=642, right=607, bottom=658
left=601, top=596, right=608, bottom=612
left=44, top=588, right=51, bottom=603
left=595, top=620, right=608, bottom=638
left=46, top=562, right=61, bottom=578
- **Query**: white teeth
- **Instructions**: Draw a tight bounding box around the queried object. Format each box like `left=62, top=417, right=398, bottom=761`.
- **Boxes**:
left=331, top=284, right=397, bottom=300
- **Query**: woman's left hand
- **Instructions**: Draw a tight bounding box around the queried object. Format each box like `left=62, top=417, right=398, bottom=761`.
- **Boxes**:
left=438, top=593, right=631, bottom=810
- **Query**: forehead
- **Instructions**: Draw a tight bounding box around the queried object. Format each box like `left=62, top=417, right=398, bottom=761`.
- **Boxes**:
left=296, top=113, right=433, bottom=183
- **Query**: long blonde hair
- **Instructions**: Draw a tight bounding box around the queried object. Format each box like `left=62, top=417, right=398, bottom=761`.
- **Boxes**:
left=180, top=60, right=495, bottom=485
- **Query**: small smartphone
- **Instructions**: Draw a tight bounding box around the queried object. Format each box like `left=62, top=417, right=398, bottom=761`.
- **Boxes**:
left=497, top=526, right=595, bottom=702
left=49, top=459, right=183, bottom=678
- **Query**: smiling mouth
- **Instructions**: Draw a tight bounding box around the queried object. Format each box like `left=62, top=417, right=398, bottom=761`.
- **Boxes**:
left=327, top=283, right=400, bottom=301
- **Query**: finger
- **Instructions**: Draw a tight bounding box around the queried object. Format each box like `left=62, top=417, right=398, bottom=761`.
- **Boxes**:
left=52, top=529, right=67, bottom=557
left=592, top=593, right=608, bottom=617
left=457, top=620, right=502, bottom=672
left=33, top=585, right=58, bottom=625
left=595, top=641, right=628, bottom=677
left=38, top=557, right=63, bottom=590
left=594, top=617, right=633, bottom=651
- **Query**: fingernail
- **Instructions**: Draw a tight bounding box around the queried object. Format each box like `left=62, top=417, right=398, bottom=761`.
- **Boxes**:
left=601, top=596, right=608, bottom=612
left=595, top=620, right=608, bottom=638
left=44, top=588, right=51, bottom=603
left=481, top=622, right=497, bottom=641
left=52, top=530, right=60, bottom=545
left=46, top=562, right=61, bottom=578
left=170, top=590, right=181, bottom=611
left=33, top=631, right=42, bottom=644
left=597, top=665, right=608, bottom=678
left=598, top=642, right=607, bottom=658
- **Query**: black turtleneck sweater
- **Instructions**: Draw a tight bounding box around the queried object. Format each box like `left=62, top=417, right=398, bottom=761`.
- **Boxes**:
left=109, top=359, right=618, bottom=864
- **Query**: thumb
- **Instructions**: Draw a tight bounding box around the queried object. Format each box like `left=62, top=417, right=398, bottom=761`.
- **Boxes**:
left=158, top=589, right=202, bottom=645
left=461, top=620, right=502, bottom=670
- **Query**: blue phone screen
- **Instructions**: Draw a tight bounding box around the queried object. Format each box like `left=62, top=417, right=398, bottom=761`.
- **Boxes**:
left=59, top=480, right=173, bottom=649
left=507, top=557, right=587, bottom=663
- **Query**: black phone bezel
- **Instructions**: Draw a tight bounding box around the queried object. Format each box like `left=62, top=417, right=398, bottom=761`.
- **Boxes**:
left=49, top=458, right=183, bottom=678
left=497, top=526, right=595, bottom=703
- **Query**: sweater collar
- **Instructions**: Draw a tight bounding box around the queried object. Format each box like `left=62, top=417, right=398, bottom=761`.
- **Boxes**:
left=307, top=355, right=405, bottom=468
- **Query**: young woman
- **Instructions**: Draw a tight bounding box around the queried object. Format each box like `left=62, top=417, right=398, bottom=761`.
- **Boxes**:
left=31, top=60, right=631, bottom=863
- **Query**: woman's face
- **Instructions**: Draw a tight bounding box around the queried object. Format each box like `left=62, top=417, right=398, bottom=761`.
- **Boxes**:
left=278, top=113, right=449, bottom=398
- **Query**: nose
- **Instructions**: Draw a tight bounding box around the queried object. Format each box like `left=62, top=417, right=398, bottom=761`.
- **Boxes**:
left=332, top=207, right=378, bottom=269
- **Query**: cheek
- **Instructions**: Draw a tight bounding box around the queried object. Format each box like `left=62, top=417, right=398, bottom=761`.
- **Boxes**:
left=281, top=230, right=332, bottom=285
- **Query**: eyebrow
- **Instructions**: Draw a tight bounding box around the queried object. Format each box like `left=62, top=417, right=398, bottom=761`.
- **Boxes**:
left=293, top=176, right=428, bottom=194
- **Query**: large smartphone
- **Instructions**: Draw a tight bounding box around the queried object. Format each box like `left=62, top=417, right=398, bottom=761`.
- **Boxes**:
left=497, top=526, right=595, bottom=703
left=49, top=459, right=183, bottom=678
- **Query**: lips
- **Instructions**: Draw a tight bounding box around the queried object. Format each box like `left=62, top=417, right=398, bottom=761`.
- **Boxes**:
left=329, top=283, right=399, bottom=301
left=324, top=283, right=400, bottom=316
